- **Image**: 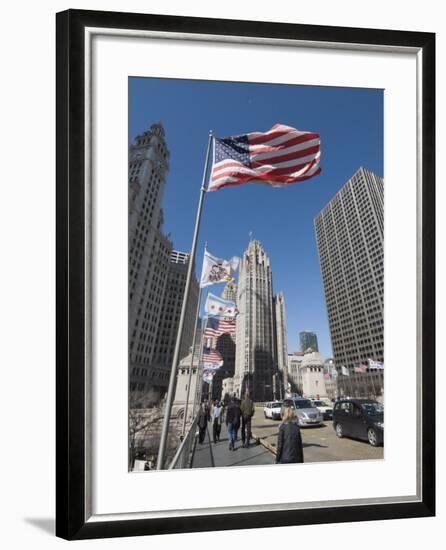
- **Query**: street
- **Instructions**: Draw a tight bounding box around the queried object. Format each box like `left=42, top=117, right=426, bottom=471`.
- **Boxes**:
left=252, top=406, right=384, bottom=462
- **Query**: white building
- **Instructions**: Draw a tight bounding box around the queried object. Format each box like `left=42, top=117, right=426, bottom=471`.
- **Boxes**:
left=288, top=350, right=328, bottom=398
left=299, top=351, right=328, bottom=398
left=172, top=343, right=201, bottom=419
left=220, top=378, right=235, bottom=402
left=287, top=353, right=304, bottom=393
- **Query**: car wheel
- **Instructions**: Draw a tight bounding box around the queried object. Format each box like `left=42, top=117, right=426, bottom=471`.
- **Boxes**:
left=264, top=412, right=267, bottom=418
left=368, top=428, right=378, bottom=447
left=335, top=423, right=343, bottom=438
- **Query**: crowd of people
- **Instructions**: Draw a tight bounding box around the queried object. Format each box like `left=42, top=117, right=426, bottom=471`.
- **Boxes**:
left=196, top=393, right=304, bottom=463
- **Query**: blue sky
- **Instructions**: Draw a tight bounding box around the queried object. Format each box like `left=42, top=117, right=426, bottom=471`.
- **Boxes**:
left=129, top=78, right=383, bottom=358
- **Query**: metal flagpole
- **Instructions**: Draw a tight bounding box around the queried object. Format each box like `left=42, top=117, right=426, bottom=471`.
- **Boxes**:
left=192, top=314, right=208, bottom=417
left=181, top=286, right=204, bottom=436
left=156, top=131, right=214, bottom=470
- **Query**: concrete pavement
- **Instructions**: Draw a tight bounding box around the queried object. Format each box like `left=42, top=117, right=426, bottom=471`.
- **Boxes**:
left=191, top=421, right=275, bottom=468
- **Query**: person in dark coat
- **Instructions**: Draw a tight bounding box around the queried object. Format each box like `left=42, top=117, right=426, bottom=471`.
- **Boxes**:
left=275, top=406, right=304, bottom=464
left=197, top=402, right=209, bottom=444
left=240, top=392, right=255, bottom=447
left=225, top=396, right=242, bottom=451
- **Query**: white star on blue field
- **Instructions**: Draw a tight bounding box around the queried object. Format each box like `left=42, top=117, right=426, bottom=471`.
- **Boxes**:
left=130, top=78, right=383, bottom=358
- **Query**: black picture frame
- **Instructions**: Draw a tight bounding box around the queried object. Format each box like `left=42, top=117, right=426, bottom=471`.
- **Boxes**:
left=56, top=9, right=435, bottom=540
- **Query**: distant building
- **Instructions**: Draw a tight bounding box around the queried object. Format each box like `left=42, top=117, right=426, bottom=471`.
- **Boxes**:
left=299, top=331, right=319, bottom=353
left=221, top=280, right=237, bottom=303
left=152, top=250, right=199, bottom=382
left=287, top=353, right=304, bottom=393
left=314, top=167, right=384, bottom=372
left=274, top=292, right=289, bottom=397
left=295, top=351, right=328, bottom=398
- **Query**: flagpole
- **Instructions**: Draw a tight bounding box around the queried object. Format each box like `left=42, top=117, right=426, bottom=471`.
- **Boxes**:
left=181, top=286, right=203, bottom=437
left=192, top=314, right=208, bottom=417
left=194, top=315, right=208, bottom=409
left=156, top=131, right=214, bottom=470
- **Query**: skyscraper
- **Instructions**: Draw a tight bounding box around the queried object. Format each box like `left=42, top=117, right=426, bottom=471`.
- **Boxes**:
left=128, top=124, right=198, bottom=400
left=299, top=331, right=319, bottom=353
left=234, top=240, right=275, bottom=401
left=221, top=281, right=237, bottom=303
left=152, top=250, right=199, bottom=379
left=314, top=167, right=384, bottom=371
left=273, top=292, right=289, bottom=395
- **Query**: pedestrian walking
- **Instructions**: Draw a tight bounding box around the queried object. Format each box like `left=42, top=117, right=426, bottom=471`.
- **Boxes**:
left=197, top=402, right=209, bottom=444
left=212, top=401, right=223, bottom=443
left=240, top=392, right=255, bottom=447
left=225, top=395, right=241, bottom=451
left=275, top=406, right=304, bottom=464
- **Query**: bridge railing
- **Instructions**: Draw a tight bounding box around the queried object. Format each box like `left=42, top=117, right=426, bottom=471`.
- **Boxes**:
left=168, top=414, right=199, bottom=469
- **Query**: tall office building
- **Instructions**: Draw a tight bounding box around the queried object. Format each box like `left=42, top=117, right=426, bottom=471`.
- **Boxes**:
left=299, top=331, right=319, bottom=353
left=273, top=292, right=289, bottom=394
left=234, top=240, right=275, bottom=401
left=152, top=250, right=199, bottom=379
left=221, top=281, right=237, bottom=303
left=314, top=167, right=384, bottom=371
left=128, top=124, right=198, bottom=400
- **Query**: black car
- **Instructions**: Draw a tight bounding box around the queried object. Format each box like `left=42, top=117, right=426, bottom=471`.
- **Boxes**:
left=333, top=399, right=384, bottom=446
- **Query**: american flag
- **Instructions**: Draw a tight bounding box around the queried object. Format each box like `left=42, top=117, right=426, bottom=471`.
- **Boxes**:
left=208, top=123, right=321, bottom=192
left=203, top=317, right=236, bottom=338
left=202, top=348, right=224, bottom=368
left=354, top=364, right=367, bottom=374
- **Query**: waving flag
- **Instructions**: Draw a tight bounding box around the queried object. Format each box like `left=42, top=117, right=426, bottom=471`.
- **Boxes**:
left=209, top=123, right=321, bottom=192
left=203, top=370, right=216, bottom=384
left=202, top=348, right=224, bottom=369
left=341, top=366, right=350, bottom=376
left=200, top=249, right=240, bottom=288
left=205, top=293, right=238, bottom=318
left=354, top=364, right=367, bottom=374
left=368, top=359, right=384, bottom=369
left=203, top=317, right=236, bottom=338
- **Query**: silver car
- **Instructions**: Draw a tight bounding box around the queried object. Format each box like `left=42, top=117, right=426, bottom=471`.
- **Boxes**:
left=281, top=398, right=323, bottom=427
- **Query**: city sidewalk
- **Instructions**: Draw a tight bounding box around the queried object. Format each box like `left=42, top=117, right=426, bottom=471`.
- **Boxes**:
left=191, top=421, right=275, bottom=468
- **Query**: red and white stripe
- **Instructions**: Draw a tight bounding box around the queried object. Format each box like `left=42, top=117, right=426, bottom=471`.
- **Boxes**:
left=209, top=123, right=321, bottom=192
left=202, top=349, right=223, bottom=363
left=203, top=320, right=236, bottom=338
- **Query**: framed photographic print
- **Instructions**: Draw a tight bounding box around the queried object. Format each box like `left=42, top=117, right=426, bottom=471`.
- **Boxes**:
left=56, top=9, right=435, bottom=540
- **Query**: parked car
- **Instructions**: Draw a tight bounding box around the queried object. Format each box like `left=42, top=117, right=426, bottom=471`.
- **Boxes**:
left=263, top=401, right=283, bottom=420
left=333, top=399, right=384, bottom=446
left=281, top=397, right=323, bottom=427
left=311, top=399, right=333, bottom=420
